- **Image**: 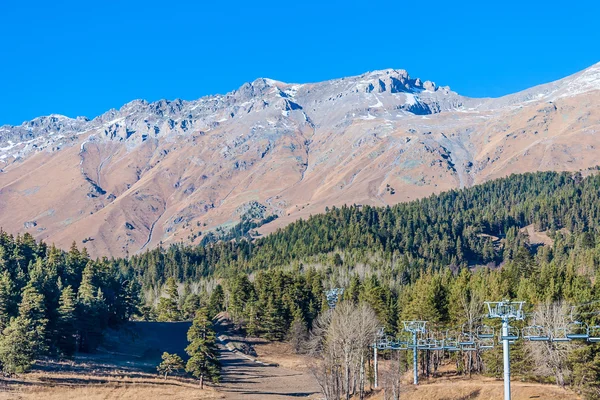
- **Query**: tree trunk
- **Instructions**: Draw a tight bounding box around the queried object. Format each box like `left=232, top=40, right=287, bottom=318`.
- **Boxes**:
left=359, top=352, right=365, bottom=400
left=346, top=356, right=351, bottom=400
left=200, top=374, right=204, bottom=389
left=468, top=352, right=472, bottom=379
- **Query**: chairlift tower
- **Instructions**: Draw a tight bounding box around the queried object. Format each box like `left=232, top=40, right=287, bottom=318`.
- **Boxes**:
left=373, top=327, right=385, bottom=388
left=325, top=288, right=344, bottom=309
left=403, top=321, right=427, bottom=385
left=485, top=300, right=525, bottom=400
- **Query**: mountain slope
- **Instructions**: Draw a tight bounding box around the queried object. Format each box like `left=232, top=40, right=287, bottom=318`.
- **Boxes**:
left=0, top=63, right=599, bottom=257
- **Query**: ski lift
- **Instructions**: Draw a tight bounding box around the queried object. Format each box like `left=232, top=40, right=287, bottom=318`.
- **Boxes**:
left=417, top=338, right=430, bottom=350
left=389, top=339, right=403, bottom=350
left=425, top=335, right=444, bottom=351
left=485, top=300, right=525, bottom=320
left=443, top=330, right=460, bottom=351
left=500, top=325, right=519, bottom=341
left=388, top=333, right=409, bottom=350
left=550, top=326, right=570, bottom=343
left=566, top=321, right=589, bottom=340
left=459, top=324, right=477, bottom=351
left=476, top=325, right=495, bottom=339
left=396, top=331, right=412, bottom=350
left=477, top=335, right=495, bottom=350
left=459, top=333, right=477, bottom=351
left=428, top=339, right=444, bottom=351
left=403, top=320, right=427, bottom=334
left=588, top=325, right=600, bottom=343
left=376, top=336, right=391, bottom=350
left=522, top=325, right=551, bottom=342
left=444, top=341, right=460, bottom=351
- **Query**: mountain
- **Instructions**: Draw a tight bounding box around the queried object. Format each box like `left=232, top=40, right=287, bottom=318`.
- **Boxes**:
left=1, top=63, right=599, bottom=257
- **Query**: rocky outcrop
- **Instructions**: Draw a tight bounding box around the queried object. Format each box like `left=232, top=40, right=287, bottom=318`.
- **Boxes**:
left=1, top=62, right=599, bottom=257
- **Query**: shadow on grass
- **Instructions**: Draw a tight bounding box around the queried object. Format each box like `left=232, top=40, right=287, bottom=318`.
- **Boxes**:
left=441, top=388, right=482, bottom=400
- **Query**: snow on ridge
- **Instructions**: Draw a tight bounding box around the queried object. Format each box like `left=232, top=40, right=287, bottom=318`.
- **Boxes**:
left=48, top=114, right=71, bottom=120
left=404, top=93, right=417, bottom=106
left=369, top=96, right=384, bottom=108
left=558, top=64, right=600, bottom=98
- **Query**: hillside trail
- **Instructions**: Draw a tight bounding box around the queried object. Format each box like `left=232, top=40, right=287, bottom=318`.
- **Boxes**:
left=213, top=315, right=323, bottom=400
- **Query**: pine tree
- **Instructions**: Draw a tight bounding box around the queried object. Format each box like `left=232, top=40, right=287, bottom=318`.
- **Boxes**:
left=0, top=283, right=48, bottom=374
left=76, top=263, right=106, bottom=352
left=157, top=277, right=181, bottom=321
left=0, top=270, right=15, bottom=331
left=244, top=301, right=260, bottom=337
left=0, top=316, right=37, bottom=373
left=18, top=283, right=48, bottom=353
left=262, top=297, right=286, bottom=341
left=185, top=308, right=221, bottom=388
left=56, top=286, right=77, bottom=357
left=207, top=284, right=225, bottom=319
left=157, top=351, right=185, bottom=379
left=288, top=307, right=307, bottom=353
left=182, top=293, right=202, bottom=320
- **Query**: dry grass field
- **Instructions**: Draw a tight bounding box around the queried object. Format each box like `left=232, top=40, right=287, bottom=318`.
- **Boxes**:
left=0, top=370, right=220, bottom=400
left=368, top=375, right=580, bottom=400
left=0, top=321, right=216, bottom=400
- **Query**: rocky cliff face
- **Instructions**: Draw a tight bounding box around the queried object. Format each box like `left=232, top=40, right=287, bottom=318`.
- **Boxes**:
left=1, top=64, right=599, bottom=257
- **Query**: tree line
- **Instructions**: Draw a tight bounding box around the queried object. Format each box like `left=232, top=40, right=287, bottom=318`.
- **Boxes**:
left=0, top=233, right=139, bottom=373
left=121, top=171, right=600, bottom=288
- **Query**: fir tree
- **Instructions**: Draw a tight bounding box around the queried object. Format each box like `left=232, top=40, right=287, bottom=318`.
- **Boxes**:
left=157, top=352, right=185, bottom=379
left=262, top=297, right=286, bottom=341
left=18, top=282, right=48, bottom=353
left=0, top=283, right=48, bottom=373
left=157, top=277, right=181, bottom=321
left=0, top=270, right=15, bottom=331
left=56, top=286, right=77, bottom=357
left=0, top=316, right=37, bottom=374
left=185, top=308, right=221, bottom=388
left=207, top=284, right=225, bottom=319
left=76, top=263, right=106, bottom=351
left=182, top=293, right=202, bottom=320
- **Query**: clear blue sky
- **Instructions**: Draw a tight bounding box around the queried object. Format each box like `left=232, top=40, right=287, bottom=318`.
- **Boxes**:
left=0, top=0, right=598, bottom=126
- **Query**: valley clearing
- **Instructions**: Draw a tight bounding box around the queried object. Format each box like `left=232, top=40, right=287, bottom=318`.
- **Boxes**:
left=0, top=319, right=582, bottom=399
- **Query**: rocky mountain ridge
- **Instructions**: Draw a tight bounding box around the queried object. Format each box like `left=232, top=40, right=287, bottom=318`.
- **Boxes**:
left=0, top=69, right=466, bottom=157
left=0, top=63, right=599, bottom=257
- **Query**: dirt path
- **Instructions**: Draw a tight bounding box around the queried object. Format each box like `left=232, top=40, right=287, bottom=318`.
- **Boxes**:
left=213, top=314, right=322, bottom=399
left=217, top=342, right=322, bottom=399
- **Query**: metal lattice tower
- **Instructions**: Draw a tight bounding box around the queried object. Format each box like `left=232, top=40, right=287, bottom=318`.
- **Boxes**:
left=403, top=321, right=427, bottom=385
left=484, top=300, right=525, bottom=400
left=371, top=301, right=596, bottom=394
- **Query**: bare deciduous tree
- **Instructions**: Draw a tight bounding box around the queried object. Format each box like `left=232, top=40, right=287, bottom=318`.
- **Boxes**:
left=380, top=350, right=407, bottom=400
left=525, top=301, right=574, bottom=387
left=307, top=302, right=380, bottom=400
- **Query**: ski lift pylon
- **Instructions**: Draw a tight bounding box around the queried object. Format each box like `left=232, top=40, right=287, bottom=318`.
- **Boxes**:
left=500, top=325, right=519, bottom=341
